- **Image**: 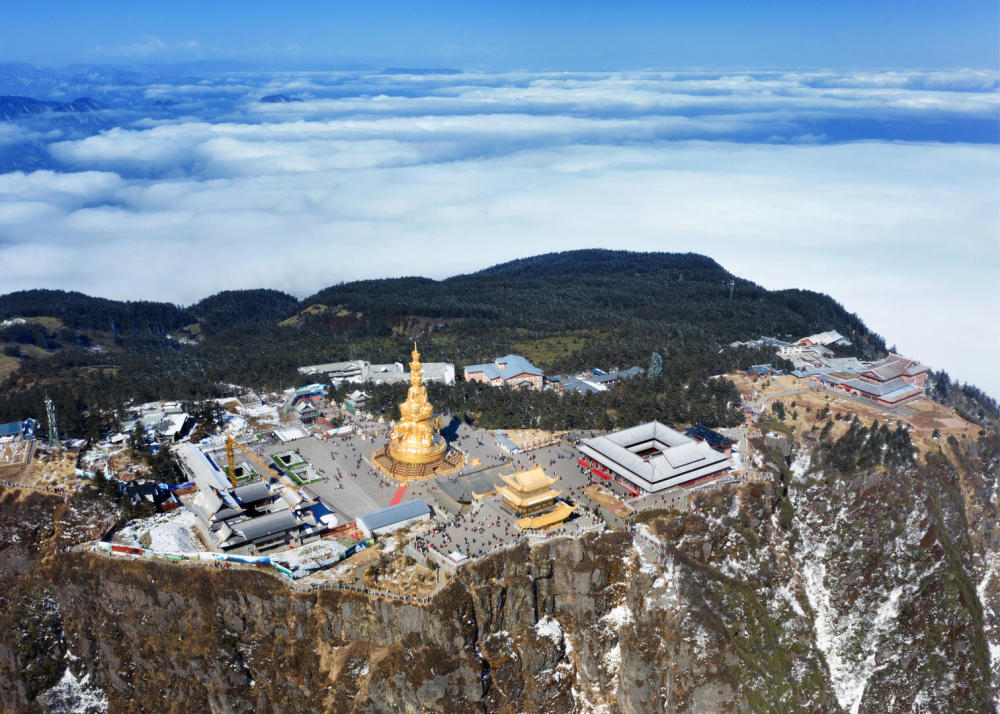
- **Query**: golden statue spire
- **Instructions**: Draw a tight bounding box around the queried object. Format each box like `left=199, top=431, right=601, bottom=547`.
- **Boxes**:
left=387, top=341, right=446, bottom=466
left=373, top=342, right=465, bottom=480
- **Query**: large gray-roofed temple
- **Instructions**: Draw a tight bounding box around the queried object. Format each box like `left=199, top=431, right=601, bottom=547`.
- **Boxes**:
left=172, top=442, right=336, bottom=554
left=579, top=421, right=732, bottom=493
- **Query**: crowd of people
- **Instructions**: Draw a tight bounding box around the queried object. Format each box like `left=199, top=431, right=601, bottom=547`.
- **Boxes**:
left=414, top=507, right=523, bottom=558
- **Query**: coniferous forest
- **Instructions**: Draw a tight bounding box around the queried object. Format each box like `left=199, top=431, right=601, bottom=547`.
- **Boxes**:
left=0, top=250, right=996, bottom=437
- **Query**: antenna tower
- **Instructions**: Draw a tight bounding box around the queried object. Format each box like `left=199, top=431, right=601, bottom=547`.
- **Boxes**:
left=44, top=395, right=59, bottom=447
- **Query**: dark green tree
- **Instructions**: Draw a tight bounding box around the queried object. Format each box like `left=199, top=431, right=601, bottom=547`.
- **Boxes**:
left=129, top=422, right=147, bottom=452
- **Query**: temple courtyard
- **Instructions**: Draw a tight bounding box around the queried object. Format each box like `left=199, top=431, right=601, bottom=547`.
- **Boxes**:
left=198, top=411, right=711, bottom=561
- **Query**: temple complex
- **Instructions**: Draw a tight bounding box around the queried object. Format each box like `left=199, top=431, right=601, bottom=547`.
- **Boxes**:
left=495, top=465, right=575, bottom=529
left=373, top=343, right=464, bottom=481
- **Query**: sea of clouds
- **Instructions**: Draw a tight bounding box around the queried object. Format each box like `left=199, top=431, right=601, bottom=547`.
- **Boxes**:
left=0, top=66, right=997, bottom=393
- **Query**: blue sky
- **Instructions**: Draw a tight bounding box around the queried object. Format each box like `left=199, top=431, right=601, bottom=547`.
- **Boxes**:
left=1, top=1, right=997, bottom=69
left=0, top=6, right=997, bottom=393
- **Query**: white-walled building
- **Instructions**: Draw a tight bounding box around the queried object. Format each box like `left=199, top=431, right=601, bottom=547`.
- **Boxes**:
left=298, top=360, right=455, bottom=386
left=578, top=421, right=732, bottom=493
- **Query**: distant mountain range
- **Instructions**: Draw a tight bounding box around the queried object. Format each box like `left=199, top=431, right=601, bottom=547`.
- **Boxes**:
left=0, top=95, right=103, bottom=120
left=260, top=94, right=303, bottom=103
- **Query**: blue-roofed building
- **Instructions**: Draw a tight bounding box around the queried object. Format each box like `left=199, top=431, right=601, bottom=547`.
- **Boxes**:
left=685, top=423, right=735, bottom=452
left=464, top=354, right=544, bottom=390
left=289, top=383, right=327, bottom=407
left=551, top=366, right=644, bottom=395
left=814, top=373, right=923, bottom=407
left=0, top=421, right=23, bottom=438
left=746, top=364, right=774, bottom=379
left=0, top=419, right=37, bottom=440
left=553, top=375, right=605, bottom=395
left=357, top=499, right=432, bottom=538
left=124, top=480, right=173, bottom=508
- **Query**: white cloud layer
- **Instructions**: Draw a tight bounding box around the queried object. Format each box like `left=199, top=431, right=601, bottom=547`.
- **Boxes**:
left=0, top=69, right=997, bottom=395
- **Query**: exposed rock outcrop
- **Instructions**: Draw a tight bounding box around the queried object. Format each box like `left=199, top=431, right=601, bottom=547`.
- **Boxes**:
left=0, top=434, right=996, bottom=713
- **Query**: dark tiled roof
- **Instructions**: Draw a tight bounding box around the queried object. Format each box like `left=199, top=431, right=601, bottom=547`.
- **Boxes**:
left=231, top=510, right=298, bottom=542
left=358, top=499, right=431, bottom=532
left=231, top=480, right=271, bottom=505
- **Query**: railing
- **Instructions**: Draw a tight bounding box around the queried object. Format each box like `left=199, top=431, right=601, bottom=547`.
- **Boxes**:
left=77, top=542, right=439, bottom=604
left=0, top=479, right=71, bottom=497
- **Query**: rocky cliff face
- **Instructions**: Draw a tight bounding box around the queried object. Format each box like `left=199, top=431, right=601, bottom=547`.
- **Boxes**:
left=1, top=434, right=997, bottom=713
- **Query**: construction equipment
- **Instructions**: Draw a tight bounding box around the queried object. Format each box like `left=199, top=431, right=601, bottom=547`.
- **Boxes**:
left=225, top=435, right=283, bottom=488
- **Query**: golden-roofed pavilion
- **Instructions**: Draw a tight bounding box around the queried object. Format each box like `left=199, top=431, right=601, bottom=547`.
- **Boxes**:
left=495, top=466, right=562, bottom=516
left=516, top=502, right=576, bottom=530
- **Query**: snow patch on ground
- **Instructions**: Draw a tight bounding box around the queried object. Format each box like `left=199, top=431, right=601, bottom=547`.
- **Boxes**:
left=977, top=551, right=1000, bottom=708
left=794, top=454, right=933, bottom=714
left=793, top=452, right=870, bottom=714
left=728, top=494, right=741, bottom=518
left=535, top=615, right=563, bottom=644
left=224, top=414, right=249, bottom=437
left=570, top=685, right=612, bottom=714
left=633, top=522, right=662, bottom=545
left=271, top=538, right=348, bottom=569
left=776, top=584, right=807, bottom=618
left=789, top=449, right=811, bottom=483
left=693, top=625, right=713, bottom=654
left=566, top=628, right=612, bottom=714
left=631, top=536, right=660, bottom=577
left=115, top=508, right=203, bottom=553
left=799, top=535, right=865, bottom=713
left=37, top=663, right=109, bottom=713
left=603, top=642, right=622, bottom=671
left=601, top=604, right=634, bottom=629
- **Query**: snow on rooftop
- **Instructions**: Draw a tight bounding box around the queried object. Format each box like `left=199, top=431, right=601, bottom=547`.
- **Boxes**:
left=115, top=508, right=203, bottom=554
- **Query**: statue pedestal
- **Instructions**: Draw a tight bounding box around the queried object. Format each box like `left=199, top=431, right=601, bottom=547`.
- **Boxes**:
left=372, top=444, right=465, bottom=482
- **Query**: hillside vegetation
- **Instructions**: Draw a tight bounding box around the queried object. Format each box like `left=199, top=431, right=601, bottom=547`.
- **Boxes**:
left=0, top=249, right=995, bottom=436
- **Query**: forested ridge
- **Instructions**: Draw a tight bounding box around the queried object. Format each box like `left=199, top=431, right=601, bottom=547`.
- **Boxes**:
left=0, top=249, right=995, bottom=436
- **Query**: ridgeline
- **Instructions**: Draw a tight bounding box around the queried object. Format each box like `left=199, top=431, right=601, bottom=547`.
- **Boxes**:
left=0, top=249, right=995, bottom=435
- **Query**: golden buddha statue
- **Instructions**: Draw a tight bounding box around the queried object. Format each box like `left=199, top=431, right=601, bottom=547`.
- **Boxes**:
left=388, top=343, right=447, bottom=465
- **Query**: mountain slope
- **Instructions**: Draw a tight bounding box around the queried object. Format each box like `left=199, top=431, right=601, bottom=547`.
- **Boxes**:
left=2, top=249, right=997, bottom=437
left=304, top=250, right=882, bottom=352
left=0, top=95, right=103, bottom=120
left=188, top=289, right=299, bottom=336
